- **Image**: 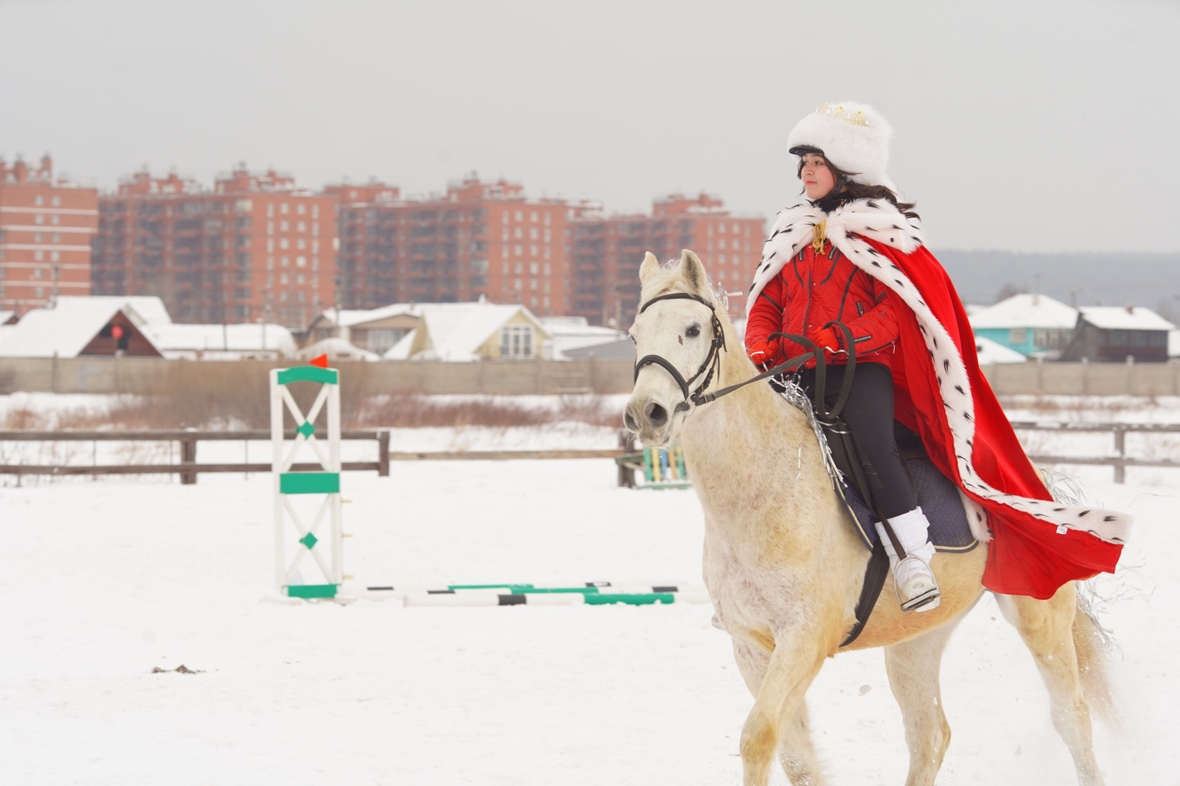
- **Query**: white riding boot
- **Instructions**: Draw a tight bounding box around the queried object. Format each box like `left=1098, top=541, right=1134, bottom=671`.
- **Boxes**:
left=874, top=507, right=940, bottom=613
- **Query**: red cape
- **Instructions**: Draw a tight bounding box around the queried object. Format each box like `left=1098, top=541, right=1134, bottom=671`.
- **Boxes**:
left=871, top=239, right=1124, bottom=598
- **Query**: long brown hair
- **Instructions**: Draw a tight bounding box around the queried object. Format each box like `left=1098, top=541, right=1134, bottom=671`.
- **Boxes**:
left=797, top=156, right=919, bottom=220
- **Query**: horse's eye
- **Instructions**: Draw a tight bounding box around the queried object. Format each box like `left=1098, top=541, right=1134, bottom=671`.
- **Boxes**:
left=686, top=325, right=701, bottom=338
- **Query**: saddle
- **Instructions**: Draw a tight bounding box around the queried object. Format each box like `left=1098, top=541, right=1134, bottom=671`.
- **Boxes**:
left=831, top=421, right=977, bottom=555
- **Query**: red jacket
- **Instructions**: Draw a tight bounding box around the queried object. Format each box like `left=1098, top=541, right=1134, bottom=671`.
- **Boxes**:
left=745, top=240, right=898, bottom=369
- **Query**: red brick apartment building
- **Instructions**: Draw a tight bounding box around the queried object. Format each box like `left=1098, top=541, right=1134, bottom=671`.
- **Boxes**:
left=0, top=155, right=98, bottom=313
left=570, top=193, right=764, bottom=327
left=92, top=167, right=338, bottom=327
left=331, top=176, right=583, bottom=317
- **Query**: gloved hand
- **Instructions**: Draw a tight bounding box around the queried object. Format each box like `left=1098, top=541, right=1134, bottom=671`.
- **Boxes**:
left=808, top=326, right=841, bottom=352
left=746, top=338, right=773, bottom=366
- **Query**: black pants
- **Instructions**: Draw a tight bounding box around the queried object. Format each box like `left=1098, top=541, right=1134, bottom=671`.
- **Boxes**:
left=795, top=363, right=917, bottom=519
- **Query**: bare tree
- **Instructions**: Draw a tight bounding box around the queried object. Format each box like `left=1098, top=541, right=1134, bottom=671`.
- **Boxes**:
left=993, top=282, right=1027, bottom=304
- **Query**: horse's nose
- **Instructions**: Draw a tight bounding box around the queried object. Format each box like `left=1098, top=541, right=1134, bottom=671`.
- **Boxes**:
left=623, top=407, right=639, bottom=432
left=644, top=401, right=668, bottom=428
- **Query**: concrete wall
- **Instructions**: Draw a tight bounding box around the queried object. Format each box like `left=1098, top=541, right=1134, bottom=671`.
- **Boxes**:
left=980, top=358, right=1180, bottom=397
left=2, top=356, right=1178, bottom=397
left=0, top=355, right=638, bottom=396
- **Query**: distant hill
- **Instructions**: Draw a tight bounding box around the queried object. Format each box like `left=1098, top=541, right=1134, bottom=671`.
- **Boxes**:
left=932, top=250, right=1180, bottom=321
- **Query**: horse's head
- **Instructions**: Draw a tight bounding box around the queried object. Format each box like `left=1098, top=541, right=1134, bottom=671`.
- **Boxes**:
left=624, top=249, right=728, bottom=447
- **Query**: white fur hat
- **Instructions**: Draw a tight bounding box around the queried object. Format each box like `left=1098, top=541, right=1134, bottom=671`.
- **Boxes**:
left=787, top=102, right=894, bottom=189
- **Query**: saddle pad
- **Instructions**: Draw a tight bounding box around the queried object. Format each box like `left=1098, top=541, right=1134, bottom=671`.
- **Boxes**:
left=839, top=456, right=978, bottom=553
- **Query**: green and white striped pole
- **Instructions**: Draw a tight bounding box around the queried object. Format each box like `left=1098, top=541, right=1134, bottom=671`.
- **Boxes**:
left=271, top=364, right=343, bottom=599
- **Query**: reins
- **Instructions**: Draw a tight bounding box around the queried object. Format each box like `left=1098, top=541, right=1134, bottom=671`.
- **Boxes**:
left=633, top=291, right=858, bottom=419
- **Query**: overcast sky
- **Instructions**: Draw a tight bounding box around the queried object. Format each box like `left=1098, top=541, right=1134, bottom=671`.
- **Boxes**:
left=2, top=0, right=1177, bottom=253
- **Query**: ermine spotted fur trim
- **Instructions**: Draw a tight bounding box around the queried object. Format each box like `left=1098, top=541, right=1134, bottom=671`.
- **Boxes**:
left=748, top=199, right=1132, bottom=547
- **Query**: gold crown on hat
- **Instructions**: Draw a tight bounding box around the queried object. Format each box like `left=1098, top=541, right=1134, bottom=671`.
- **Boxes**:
left=815, top=102, right=870, bottom=127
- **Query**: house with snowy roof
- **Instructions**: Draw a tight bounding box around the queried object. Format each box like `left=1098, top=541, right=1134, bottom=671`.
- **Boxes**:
left=145, top=322, right=296, bottom=360
left=304, top=304, right=420, bottom=356
left=538, top=316, right=627, bottom=360
left=974, top=336, right=1028, bottom=365
left=0, top=296, right=166, bottom=358
left=1062, top=305, right=1176, bottom=363
left=386, top=300, right=549, bottom=361
left=968, top=293, right=1078, bottom=359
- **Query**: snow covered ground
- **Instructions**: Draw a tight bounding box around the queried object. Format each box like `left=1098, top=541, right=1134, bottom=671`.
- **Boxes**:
left=1, top=395, right=1179, bottom=784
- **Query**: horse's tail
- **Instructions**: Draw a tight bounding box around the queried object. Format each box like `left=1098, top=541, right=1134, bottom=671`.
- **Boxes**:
left=1072, top=584, right=1123, bottom=732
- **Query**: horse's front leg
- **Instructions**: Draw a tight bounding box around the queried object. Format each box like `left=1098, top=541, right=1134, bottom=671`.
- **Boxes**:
left=736, top=631, right=828, bottom=786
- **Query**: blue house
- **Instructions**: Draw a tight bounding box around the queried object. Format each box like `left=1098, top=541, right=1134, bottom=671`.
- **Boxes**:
left=968, top=294, right=1078, bottom=359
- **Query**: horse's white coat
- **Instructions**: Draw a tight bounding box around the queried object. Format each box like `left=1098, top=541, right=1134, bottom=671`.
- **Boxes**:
left=625, top=250, right=1114, bottom=786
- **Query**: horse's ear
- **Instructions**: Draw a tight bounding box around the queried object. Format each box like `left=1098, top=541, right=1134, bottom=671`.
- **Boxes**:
left=679, top=249, right=707, bottom=293
left=639, top=251, right=660, bottom=282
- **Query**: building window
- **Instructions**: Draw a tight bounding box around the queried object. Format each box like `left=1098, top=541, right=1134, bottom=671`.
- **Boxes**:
left=281, top=203, right=289, bottom=214
left=51, top=215, right=59, bottom=225
left=34, top=250, right=43, bottom=261
left=312, top=205, right=319, bottom=218
left=280, top=238, right=289, bottom=250
left=297, top=204, right=306, bottom=215
left=296, top=256, right=306, bottom=267
left=35, top=195, right=43, bottom=206
left=35, top=287, right=44, bottom=298
left=50, top=251, right=60, bottom=262
left=51, top=232, right=59, bottom=243
left=500, top=325, right=534, bottom=358
left=1008, top=328, right=1028, bottom=344
left=35, top=214, right=44, bottom=225
left=297, top=221, right=306, bottom=232
left=280, top=221, right=289, bottom=232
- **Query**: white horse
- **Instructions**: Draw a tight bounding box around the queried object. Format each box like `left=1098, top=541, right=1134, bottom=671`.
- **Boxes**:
left=623, top=250, right=1117, bottom=786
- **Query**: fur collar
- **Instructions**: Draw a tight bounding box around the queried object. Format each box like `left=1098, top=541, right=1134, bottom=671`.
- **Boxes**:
left=747, top=198, right=923, bottom=315
left=745, top=197, right=1131, bottom=549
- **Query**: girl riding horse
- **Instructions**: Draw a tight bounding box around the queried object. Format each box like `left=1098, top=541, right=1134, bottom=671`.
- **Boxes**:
left=744, top=101, right=1127, bottom=608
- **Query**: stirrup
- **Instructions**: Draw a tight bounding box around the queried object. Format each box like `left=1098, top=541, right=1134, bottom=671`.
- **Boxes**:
left=894, top=555, right=941, bottom=613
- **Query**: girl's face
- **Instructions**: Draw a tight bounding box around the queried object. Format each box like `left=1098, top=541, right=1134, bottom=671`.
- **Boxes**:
left=799, top=153, right=837, bottom=200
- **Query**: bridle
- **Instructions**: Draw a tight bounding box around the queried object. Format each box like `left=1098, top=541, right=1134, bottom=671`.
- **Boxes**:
left=632, top=290, right=858, bottom=421
left=632, top=293, right=726, bottom=413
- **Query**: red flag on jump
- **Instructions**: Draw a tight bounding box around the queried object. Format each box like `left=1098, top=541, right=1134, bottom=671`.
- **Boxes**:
left=308, top=354, right=329, bottom=369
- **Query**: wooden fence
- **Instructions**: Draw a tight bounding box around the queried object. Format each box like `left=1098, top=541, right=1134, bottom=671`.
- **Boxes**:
left=0, top=423, right=1175, bottom=485
left=0, top=429, right=391, bottom=484
left=1010, top=421, right=1180, bottom=483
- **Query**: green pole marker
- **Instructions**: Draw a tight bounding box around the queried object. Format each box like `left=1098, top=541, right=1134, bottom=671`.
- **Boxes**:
left=583, top=593, right=676, bottom=605
left=286, top=584, right=339, bottom=599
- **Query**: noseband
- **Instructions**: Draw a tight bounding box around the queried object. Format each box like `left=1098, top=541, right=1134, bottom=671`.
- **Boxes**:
left=632, top=292, right=727, bottom=413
